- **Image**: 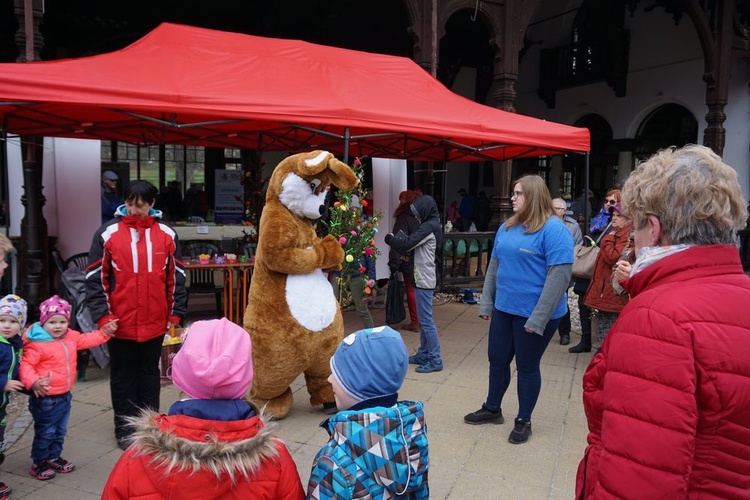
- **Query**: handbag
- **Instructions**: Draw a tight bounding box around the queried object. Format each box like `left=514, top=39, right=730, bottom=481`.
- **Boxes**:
left=385, top=270, right=406, bottom=325
left=572, top=224, right=610, bottom=280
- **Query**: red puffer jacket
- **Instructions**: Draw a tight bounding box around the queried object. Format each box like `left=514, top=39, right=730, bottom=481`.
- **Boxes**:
left=583, top=224, right=632, bottom=313
left=576, top=245, right=750, bottom=499
left=85, top=210, right=186, bottom=342
left=103, top=411, right=305, bottom=499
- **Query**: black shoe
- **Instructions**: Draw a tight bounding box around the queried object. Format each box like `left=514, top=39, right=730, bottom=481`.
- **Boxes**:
left=116, top=436, right=131, bottom=451
left=508, top=417, right=532, bottom=444
left=464, top=404, right=504, bottom=425
left=559, top=334, right=570, bottom=346
left=322, top=402, right=338, bottom=415
left=568, top=342, right=592, bottom=353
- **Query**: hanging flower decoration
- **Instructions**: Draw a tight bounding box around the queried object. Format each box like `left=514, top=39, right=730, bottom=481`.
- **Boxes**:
left=322, top=157, right=382, bottom=305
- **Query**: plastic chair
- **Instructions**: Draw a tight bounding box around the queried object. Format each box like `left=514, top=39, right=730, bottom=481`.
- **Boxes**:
left=183, top=241, right=223, bottom=316
left=241, top=242, right=256, bottom=259
left=64, top=252, right=89, bottom=272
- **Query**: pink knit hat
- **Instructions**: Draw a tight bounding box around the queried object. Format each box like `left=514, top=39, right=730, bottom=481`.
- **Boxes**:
left=39, top=295, right=72, bottom=326
left=172, top=318, right=253, bottom=400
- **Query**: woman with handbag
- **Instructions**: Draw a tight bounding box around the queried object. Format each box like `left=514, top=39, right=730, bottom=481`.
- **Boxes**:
left=568, top=191, right=619, bottom=353
left=583, top=202, right=633, bottom=347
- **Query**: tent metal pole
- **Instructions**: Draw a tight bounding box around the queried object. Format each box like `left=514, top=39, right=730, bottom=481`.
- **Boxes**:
left=342, top=127, right=350, bottom=164
left=584, top=151, right=591, bottom=235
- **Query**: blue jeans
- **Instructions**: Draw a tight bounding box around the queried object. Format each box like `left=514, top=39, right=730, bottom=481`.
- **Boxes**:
left=485, top=310, right=558, bottom=421
left=415, top=288, right=441, bottom=363
left=29, top=392, right=72, bottom=463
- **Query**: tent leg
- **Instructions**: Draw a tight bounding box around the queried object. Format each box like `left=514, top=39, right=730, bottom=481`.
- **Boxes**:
left=584, top=152, right=591, bottom=235
left=342, top=127, right=350, bottom=164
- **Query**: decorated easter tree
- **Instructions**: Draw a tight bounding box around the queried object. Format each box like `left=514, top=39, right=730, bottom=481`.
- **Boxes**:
left=323, top=157, right=382, bottom=306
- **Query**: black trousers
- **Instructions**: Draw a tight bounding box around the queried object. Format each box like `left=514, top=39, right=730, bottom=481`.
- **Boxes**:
left=108, top=336, right=163, bottom=439
left=577, top=293, right=592, bottom=346
left=559, top=291, right=592, bottom=343
left=558, top=307, right=571, bottom=337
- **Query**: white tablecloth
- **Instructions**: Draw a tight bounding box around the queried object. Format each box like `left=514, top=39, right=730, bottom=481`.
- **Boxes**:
left=173, top=224, right=248, bottom=242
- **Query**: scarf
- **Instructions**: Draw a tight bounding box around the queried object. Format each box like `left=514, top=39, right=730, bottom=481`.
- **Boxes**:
left=630, top=244, right=692, bottom=276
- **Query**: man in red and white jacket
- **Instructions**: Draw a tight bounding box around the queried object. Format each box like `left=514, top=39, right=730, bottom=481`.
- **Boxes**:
left=85, top=179, right=186, bottom=450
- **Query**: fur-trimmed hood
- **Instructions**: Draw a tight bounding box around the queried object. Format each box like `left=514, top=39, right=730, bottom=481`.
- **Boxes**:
left=127, top=408, right=279, bottom=483
left=103, top=407, right=306, bottom=499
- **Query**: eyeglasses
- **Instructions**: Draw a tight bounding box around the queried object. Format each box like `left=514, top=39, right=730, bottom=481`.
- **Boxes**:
left=605, top=198, right=617, bottom=205
left=553, top=207, right=567, bottom=211
left=511, top=191, right=524, bottom=198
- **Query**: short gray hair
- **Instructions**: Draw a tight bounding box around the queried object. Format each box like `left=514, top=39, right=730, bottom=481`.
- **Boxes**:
left=621, top=145, right=748, bottom=245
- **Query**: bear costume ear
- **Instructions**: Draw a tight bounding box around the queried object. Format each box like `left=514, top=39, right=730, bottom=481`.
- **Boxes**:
left=298, top=150, right=359, bottom=191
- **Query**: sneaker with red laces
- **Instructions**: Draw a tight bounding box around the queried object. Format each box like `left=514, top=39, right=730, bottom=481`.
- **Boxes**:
left=29, top=462, right=56, bottom=480
left=46, top=457, right=75, bottom=473
left=0, top=482, right=11, bottom=496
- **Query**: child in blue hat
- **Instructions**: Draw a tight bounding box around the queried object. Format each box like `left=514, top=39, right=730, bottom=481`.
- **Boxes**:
left=0, top=294, right=27, bottom=499
left=307, top=326, right=429, bottom=499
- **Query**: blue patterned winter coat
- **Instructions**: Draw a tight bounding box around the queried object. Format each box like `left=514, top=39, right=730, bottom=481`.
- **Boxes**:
left=307, top=401, right=429, bottom=499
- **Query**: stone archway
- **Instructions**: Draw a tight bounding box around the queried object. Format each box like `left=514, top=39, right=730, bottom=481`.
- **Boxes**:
left=634, top=103, right=698, bottom=163
left=569, top=114, right=616, bottom=198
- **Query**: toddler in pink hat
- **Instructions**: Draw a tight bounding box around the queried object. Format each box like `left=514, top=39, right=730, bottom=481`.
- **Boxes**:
left=20, top=295, right=111, bottom=481
left=102, top=318, right=304, bottom=499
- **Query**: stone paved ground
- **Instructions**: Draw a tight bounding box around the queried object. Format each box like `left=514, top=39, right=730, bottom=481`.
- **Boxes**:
left=1, top=296, right=593, bottom=499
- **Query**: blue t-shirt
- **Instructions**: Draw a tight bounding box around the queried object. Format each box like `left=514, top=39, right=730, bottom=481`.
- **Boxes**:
left=493, top=217, right=574, bottom=319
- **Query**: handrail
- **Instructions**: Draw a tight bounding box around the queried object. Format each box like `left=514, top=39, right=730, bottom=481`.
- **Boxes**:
left=441, top=231, right=495, bottom=291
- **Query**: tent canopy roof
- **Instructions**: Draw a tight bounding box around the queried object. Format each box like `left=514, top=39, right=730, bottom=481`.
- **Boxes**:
left=0, top=23, right=589, bottom=161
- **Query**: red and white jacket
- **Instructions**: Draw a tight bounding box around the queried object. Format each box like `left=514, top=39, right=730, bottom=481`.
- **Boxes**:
left=84, top=208, right=186, bottom=342
left=577, top=245, right=750, bottom=499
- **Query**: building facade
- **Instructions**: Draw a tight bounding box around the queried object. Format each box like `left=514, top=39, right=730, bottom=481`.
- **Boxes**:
left=3, top=0, right=749, bottom=307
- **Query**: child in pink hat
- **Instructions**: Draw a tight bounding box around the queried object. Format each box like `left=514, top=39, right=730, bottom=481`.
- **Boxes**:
left=103, top=318, right=304, bottom=499
left=19, top=295, right=112, bottom=481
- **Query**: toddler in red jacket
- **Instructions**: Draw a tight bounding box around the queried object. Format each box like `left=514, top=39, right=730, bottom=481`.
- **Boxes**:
left=19, top=295, right=111, bottom=481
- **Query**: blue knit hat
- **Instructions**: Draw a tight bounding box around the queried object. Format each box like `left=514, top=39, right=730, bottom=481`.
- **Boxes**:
left=0, top=294, right=27, bottom=329
left=330, top=326, right=408, bottom=402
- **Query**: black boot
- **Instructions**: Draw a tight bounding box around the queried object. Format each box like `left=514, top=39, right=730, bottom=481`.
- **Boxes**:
left=570, top=296, right=592, bottom=353
left=568, top=341, right=591, bottom=353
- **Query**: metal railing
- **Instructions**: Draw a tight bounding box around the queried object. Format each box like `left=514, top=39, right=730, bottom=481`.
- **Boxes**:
left=441, top=231, right=495, bottom=291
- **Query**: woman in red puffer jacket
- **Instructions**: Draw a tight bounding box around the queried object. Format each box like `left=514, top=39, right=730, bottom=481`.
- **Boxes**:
left=577, top=145, right=750, bottom=499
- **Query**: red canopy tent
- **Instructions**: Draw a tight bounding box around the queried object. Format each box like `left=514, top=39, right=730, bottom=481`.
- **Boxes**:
left=0, top=23, right=589, bottom=161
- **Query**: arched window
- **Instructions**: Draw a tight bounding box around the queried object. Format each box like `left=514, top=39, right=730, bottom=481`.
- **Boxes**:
left=564, top=114, right=615, bottom=197
left=635, top=104, right=698, bottom=162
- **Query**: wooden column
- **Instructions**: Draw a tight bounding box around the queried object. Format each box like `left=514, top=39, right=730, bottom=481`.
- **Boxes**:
left=13, top=0, right=48, bottom=316
left=488, top=0, right=524, bottom=230
left=18, top=137, right=49, bottom=317
left=702, top=1, right=732, bottom=156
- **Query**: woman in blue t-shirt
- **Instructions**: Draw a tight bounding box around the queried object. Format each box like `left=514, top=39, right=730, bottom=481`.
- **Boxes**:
left=464, top=175, right=573, bottom=444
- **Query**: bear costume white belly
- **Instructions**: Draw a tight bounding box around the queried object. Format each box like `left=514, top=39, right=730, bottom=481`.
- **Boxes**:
left=286, top=269, right=337, bottom=332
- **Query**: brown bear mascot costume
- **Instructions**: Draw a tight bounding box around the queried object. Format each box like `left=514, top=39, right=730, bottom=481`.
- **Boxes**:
left=244, top=150, right=358, bottom=419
